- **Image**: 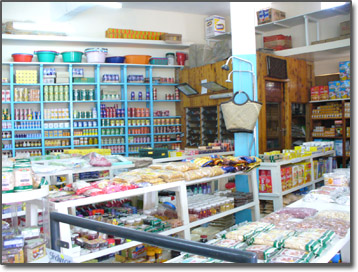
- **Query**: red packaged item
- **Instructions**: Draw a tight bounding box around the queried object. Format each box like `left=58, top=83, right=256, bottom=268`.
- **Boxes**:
left=88, top=152, right=112, bottom=167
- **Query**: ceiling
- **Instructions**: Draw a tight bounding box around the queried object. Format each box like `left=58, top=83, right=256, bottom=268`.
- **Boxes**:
left=121, top=2, right=231, bottom=16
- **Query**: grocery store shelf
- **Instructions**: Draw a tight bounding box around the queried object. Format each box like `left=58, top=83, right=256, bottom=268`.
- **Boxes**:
left=2, top=185, right=49, bottom=204
left=185, top=171, right=247, bottom=186
left=2, top=34, right=193, bottom=49
left=312, top=117, right=342, bottom=120
left=102, top=134, right=125, bottom=137
left=2, top=211, right=26, bottom=219
left=72, top=224, right=187, bottom=263
left=153, top=151, right=234, bottom=163
left=187, top=202, right=256, bottom=229
left=13, top=101, right=40, bottom=104
left=259, top=150, right=335, bottom=167
left=50, top=181, right=183, bottom=209
left=310, top=98, right=350, bottom=103
left=128, top=142, right=150, bottom=145
left=154, top=100, right=181, bottom=102
left=2, top=83, right=10, bottom=86
left=154, top=141, right=181, bottom=144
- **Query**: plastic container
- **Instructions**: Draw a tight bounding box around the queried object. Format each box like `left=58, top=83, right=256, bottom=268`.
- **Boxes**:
left=61, top=51, right=83, bottom=63
left=149, top=58, right=168, bottom=65
left=125, top=55, right=151, bottom=64
left=85, top=48, right=108, bottom=63
left=34, top=51, right=59, bottom=62
left=166, top=53, right=175, bottom=65
left=176, top=52, right=187, bottom=66
left=12, top=53, right=33, bottom=62
left=105, top=56, right=125, bottom=63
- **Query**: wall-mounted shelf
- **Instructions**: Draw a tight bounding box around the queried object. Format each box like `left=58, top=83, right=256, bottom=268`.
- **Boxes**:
left=2, top=62, right=182, bottom=157
left=274, top=38, right=350, bottom=61
left=2, top=34, right=192, bottom=49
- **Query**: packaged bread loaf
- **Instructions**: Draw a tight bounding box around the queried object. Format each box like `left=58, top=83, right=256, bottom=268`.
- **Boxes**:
left=249, top=228, right=295, bottom=248
left=164, top=162, right=198, bottom=172
left=283, top=236, right=321, bottom=252
left=149, top=164, right=164, bottom=170
left=157, top=170, right=184, bottom=182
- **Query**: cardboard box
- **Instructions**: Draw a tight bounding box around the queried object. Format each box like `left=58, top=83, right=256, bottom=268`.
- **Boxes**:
left=340, top=21, right=350, bottom=36
left=263, top=35, right=292, bottom=50
left=319, top=86, right=329, bottom=100
left=328, top=81, right=340, bottom=99
left=257, top=8, right=286, bottom=25
left=285, top=166, right=292, bottom=190
left=205, top=15, right=226, bottom=38
left=340, top=80, right=350, bottom=98
left=311, top=86, right=320, bottom=101
left=339, top=61, right=350, bottom=80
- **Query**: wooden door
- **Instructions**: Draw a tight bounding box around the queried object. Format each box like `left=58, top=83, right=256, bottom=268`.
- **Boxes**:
left=265, top=80, right=285, bottom=151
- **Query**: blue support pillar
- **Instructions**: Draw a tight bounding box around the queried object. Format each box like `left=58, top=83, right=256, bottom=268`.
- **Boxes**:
left=230, top=3, right=259, bottom=223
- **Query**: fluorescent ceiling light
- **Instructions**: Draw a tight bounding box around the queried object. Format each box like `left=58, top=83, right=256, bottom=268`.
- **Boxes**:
left=95, top=2, right=122, bottom=9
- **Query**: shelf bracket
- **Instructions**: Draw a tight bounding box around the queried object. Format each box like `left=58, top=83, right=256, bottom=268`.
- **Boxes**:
left=56, top=240, right=70, bottom=249
left=273, top=22, right=289, bottom=28
left=303, top=15, right=321, bottom=45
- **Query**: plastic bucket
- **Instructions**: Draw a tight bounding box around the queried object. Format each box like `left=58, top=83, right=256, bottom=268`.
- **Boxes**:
left=105, top=56, right=125, bottom=63
left=176, top=52, right=187, bottom=66
left=12, top=53, right=33, bottom=62
left=61, top=51, right=83, bottom=63
left=34, top=51, right=59, bottom=62
left=85, top=51, right=107, bottom=63
left=125, top=55, right=151, bottom=64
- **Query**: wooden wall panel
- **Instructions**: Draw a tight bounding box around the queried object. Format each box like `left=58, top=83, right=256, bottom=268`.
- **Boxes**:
left=179, top=60, right=233, bottom=93
left=179, top=53, right=312, bottom=152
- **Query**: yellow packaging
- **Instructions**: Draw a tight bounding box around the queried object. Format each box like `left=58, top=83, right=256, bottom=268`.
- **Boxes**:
left=297, top=164, right=304, bottom=186
left=291, top=165, right=299, bottom=189
left=303, top=162, right=312, bottom=183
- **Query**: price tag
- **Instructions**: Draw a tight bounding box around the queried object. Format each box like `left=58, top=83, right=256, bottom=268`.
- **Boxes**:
left=47, top=248, right=73, bottom=263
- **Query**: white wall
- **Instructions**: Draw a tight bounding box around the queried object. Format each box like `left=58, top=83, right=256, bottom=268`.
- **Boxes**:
left=255, top=3, right=350, bottom=75
left=2, top=2, right=208, bottom=62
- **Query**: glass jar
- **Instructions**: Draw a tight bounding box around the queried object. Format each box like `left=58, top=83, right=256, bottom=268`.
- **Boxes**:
left=87, top=230, right=98, bottom=240
left=194, top=208, right=201, bottom=219
left=126, top=219, right=135, bottom=226
left=200, top=235, right=208, bottom=243
left=220, top=201, right=226, bottom=213
left=135, top=218, right=142, bottom=226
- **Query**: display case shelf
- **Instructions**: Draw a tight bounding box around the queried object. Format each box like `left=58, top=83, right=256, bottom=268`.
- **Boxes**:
left=2, top=62, right=181, bottom=157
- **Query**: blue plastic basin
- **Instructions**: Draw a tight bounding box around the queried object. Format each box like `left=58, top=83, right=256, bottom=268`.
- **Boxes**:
left=105, top=56, right=125, bottom=63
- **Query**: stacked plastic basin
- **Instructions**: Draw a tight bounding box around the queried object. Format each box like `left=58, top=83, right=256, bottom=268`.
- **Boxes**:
left=85, top=48, right=108, bottom=63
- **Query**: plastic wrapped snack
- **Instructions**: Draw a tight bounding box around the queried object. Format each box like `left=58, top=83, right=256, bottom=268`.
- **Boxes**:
left=323, top=173, right=348, bottom=187
left=315, top=210, right=350, bottom=221
left=157, top=170, right=184, bottom=182
left=249, top=229, right=295, bottom=248
left=149, top=164, right=164, bottom=170
left=141, top=177, right=165, bottom=184
left=283, top=236, right=320, bottom=252
left=225, top=222, right=274, bottom=242
left=113, top=174, right=142, bottom=184
left=299, top=217, right=350, bottom=238
left=183, top=169, right=205, bottom=181
left=193, top=157, right=213, bottom=167
left=212, top=239, right=243, bottom=249
left=268, top=255, right=306, bottom=263
left=277, top=248, right=313, bottom=261
left=211, top=166, right=225, bottom=176
left=260, top=212, right=294, bottom=225
left=244, top=244, right=279, bottom=260
left=276, top=207, right=318, bottom=219
left=295, top=229, right=335, bottom=246
left=164, top=162, right=198, bottom=172
left=198, top=167, right=215, bottom=177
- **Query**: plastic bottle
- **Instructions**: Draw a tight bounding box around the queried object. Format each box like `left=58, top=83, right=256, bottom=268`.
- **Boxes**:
left=155, top=248, right=164, bottom=263
left=146, top=250, right=156, bottom=263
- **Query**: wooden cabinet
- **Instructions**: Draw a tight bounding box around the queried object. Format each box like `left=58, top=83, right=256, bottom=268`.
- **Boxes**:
left=257, top=52, right=314, bottom=153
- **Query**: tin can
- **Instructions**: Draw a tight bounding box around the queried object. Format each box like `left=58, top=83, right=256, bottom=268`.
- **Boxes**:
left=78, top=122, right=82, bottom=128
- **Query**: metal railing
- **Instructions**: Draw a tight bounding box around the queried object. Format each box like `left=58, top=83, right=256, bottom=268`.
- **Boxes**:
left=50, top=212, right=257, bottom=263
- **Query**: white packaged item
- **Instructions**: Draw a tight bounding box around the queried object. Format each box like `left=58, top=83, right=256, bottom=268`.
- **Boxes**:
left=205, top=15, right=226, bottom=38
left=2, top=167, right=15, bottom=193
left=14, top=164, right=33, bottom=191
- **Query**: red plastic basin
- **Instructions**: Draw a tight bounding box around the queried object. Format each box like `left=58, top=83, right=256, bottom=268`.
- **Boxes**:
left=12, top=53, right=33, bottom=62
